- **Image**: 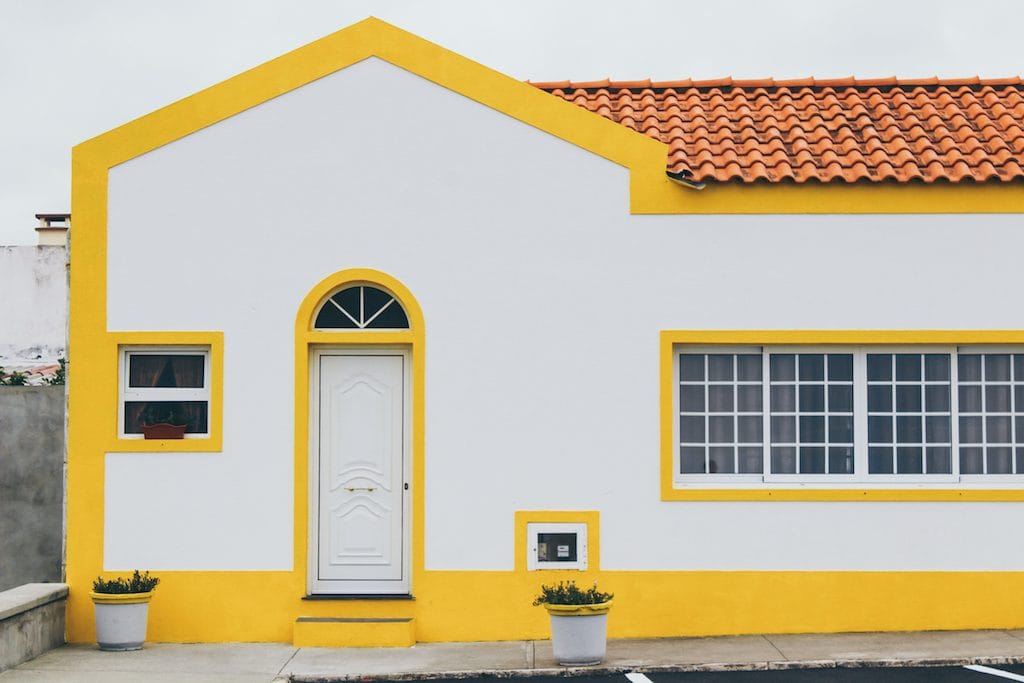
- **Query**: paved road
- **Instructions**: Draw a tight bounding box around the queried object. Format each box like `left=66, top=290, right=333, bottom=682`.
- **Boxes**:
left=458, top=666, right=1024, bottom=683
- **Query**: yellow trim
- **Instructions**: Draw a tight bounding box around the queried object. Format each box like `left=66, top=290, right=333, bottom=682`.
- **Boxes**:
left=90, top=591, right=154, bottom=605
left=514, top=510, right=600, bottom=573
left=661, top=329, right=1024, bottom=501
left=294, top=268, right=425, bottom=597
left=107, top=331, right=224, bottom=452
left=543, top=601, right=612, bottom=616
left=293, top=617, right=416, bottom=648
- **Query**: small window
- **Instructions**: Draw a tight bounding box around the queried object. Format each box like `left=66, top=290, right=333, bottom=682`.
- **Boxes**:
left=526, top=523, right=588, bottom=571
left=120, top=348, right=210, bottom=437
left=314, top=285, right=409, bottom=329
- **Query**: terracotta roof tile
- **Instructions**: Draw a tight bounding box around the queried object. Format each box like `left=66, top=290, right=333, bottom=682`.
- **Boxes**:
left=534, top=76, right=1024, bottom=184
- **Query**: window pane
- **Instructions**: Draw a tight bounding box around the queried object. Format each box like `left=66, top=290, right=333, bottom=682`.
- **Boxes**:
left=988, top=447, right=1012, bottom=474
left=867, top=354, right=891, bottom=381
left=708, top=416, right=734, bottom=443
left=828, top=354, right=853, bottom=381
left=708, top=385, right=734, bottom=412
left=680, top=386, right=705, bottom=412
left=925, top=416, right=951, bottom=443
left=925, top=385, right=950, bottom=412
left=1015, top=355, right=1024, bottom=381
left=960, top=447, right=984, bottom=474
left=829, top=446, right=854, bottom=474
left=959, top=386, right=982, bottom=412
left=680, top=416, right=705, bottom=444
left=986, top=354, right=1011, bottom=381
left=986, top=385, right=1012, bottom=412
left=1017, top=448, right=1024, bottom=473
left=771, top=416, right=796, bottom=442
left=124, top=400, right=209, bottom=434
left=868, top=385, right=892, bottom=412
left=737, top=416, right=763, bottom=442
left=128, top=354, right=204, bottom=388
left=799, top=415, right=825, bottom=443
left=770, top=385, right=795, bottom=411
left=680, top=447, right=706, bottom=473
left=828, top=416, right=854, bottom=443
left=959, top=416, right=983, bottom=443
left=770, top=354, right=795, bottom=381
left=869, top=447, right=894, bottom=473
left=708, top=447, right=735, bottom=474
left=828, top=385, right=854, bottom=412
left=799, top=354, right=824, bottom=381
left=799, top=385, right=824, bottom=412
left=895, top=354, right=921, bottom=381
left=895, top=386, right=922, bottom=413
left=896, top=416, right=922, bottom=443
left=736, top=354, right=762, bottom=381
left=987, top=416, right=1012, bottom=443
left=708, top=355, right=733, bottom=381
left=679, top=354, right=705, bottom=381
left=771, top=447, right=796, bottom=473
left=959, top=355, right=982, bottom=382
left=737, top=385, right=762, bottom=412
left=924, top=354, right=950, bottom=381
left=926, top=447, right=952, bottom=474
left=738, top=447, right=763, bottom=473
left=800, top=447, right=825, bottom=473
left=897, top=447, right=923, bottom=474
left=868, top=416, right=893, bottom=443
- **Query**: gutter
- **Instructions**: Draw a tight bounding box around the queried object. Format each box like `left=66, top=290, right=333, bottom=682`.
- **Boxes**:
left=666, top=169, right=706, bottom=190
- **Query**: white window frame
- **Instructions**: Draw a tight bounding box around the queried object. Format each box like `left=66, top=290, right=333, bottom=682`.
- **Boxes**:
left=673, top=344, right=1024, bottom=489
left=118, top=346, right=211, bottom=439
left=526, top=522, right=588, bottom=571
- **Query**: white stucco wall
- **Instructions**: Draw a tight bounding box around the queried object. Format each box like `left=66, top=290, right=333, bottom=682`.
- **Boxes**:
left=0, top=245, right=67, bottom=363
left=104, top=57, right=1024, bottom=572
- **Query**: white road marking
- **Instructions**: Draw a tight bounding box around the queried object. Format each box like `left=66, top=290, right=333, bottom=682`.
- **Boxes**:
left=626, top=672, right=654, bottom=683
left=965, top=664, right=1024, bottom=681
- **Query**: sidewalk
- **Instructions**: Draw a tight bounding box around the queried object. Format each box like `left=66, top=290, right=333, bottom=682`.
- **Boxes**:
left=6, top=630, right=1024, bottom=682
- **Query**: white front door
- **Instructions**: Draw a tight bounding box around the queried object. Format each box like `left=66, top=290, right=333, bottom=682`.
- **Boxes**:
left=310, top=349, right=410, bottom=594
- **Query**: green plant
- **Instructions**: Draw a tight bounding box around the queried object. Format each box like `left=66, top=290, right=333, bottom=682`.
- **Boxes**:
left=533, top=581, right=612, bottom=606
left=43, top=357, right=66, bottom=386
left=0, top=368, right=28, bottom=386
left=92, top=570, right=160, bottom=594
left=140, top=404, right=189, bottom=426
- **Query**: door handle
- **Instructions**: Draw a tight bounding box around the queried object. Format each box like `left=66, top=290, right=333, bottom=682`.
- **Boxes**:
left=343, top=486, right=377, bottom=492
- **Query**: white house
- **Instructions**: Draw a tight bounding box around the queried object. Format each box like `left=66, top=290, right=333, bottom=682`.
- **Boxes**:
left=66, top=19, right=1024, bottom=646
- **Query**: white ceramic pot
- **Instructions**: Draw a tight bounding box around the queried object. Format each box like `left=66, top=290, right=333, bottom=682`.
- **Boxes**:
left=90, top=591, right=153, bottom=651
left=545, top=601, right=611, bottom=666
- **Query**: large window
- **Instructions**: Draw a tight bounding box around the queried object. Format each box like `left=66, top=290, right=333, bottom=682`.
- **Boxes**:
left=675, top=346, right=1024, bottom=485
left=119, top=347, right=211, bottom=437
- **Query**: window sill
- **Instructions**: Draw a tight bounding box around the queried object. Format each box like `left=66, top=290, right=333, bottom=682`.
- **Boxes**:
left=107, top=435, right=222, bottom=453
left=663, top=484, right=1024, bottom=502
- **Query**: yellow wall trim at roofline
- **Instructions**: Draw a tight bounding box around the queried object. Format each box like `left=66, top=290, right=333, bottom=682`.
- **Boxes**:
left=71, top=17, right=1022, bottom=215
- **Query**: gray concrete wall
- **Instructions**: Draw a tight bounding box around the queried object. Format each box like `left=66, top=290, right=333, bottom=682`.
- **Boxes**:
left=0, top=386, right=64, bottom=591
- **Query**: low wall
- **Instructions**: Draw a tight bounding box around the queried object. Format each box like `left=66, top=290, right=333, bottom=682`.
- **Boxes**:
left=0, top=386, right=65, bottom=591
left=0, top=583, right=68, bottom=671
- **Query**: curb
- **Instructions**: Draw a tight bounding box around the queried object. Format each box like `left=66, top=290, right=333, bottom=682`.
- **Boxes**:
left=286, top=655, right=1024, bottom=682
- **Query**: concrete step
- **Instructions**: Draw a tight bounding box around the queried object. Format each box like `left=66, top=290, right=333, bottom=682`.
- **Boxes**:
left=293, top=616, right=415, bottom=648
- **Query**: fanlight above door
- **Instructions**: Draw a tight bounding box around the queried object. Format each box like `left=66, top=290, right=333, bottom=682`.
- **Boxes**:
left=314, top=285, right=410, bottom=330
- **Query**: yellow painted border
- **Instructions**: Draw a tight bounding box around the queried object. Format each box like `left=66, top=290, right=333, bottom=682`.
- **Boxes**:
left=661, top=330, right=1024, bottom=501
left=514, top=510, right=600, bottom=573
left=107, top=331, right=224, bottom=452
left=293, top=269, right=424, bottom=595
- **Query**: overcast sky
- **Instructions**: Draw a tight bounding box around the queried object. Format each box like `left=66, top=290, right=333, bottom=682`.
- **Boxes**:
left=2, top=0, right=1022, bottom=244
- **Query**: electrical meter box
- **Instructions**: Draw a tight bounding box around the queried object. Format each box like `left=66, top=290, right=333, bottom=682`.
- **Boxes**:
left=526, top=522, right=588, bottom=570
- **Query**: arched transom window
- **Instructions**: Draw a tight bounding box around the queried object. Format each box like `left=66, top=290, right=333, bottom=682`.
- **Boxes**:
left=314, top=285, right=410, bottom=330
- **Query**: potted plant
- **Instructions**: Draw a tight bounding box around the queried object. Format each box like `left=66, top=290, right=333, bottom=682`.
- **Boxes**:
left=534, top=580, right=613, bottom=666
left=139, top=405, right=188, bottom=439
left=90, top=570, right=160, bottom=651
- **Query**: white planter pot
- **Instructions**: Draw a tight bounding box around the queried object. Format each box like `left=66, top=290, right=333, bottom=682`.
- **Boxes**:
left=545, top=601, right=611, bottom=666
left=90, top=591, right=154, bottom=651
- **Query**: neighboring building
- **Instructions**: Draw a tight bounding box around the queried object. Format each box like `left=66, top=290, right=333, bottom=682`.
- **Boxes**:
left=0, top=214, right=68, bottom=385
left=66, top=19, right=1024, bottom=647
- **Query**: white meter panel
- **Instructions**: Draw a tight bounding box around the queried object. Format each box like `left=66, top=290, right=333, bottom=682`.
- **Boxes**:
left=526, top=522, right=588, bottom=570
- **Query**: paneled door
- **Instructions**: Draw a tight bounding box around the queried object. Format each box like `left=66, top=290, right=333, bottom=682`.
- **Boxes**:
left=310, top=349, right=410, bottom=594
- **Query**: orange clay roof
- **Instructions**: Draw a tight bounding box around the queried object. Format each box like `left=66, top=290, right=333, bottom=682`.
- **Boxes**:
left=531, top=77, right=1024, bottom=183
